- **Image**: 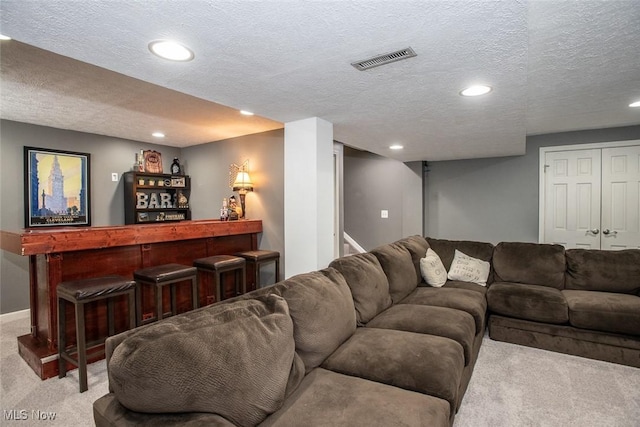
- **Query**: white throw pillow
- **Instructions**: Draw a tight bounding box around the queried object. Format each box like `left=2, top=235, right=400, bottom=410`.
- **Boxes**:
left=420, top=248, right=447, bottom=287
left=447, top=249, right=490, bottom=286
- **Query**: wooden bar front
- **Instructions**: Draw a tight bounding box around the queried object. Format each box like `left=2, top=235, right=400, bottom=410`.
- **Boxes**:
left=0, top=219, right=262, bottom=379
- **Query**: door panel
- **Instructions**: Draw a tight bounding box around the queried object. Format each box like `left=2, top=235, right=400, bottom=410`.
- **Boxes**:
left=544, top=149, right=601, bottom=249
left=601, top=146, right=640, bottom=250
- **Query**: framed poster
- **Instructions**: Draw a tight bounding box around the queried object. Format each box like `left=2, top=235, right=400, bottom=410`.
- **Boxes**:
left=24, top=147, right=91, bottom=227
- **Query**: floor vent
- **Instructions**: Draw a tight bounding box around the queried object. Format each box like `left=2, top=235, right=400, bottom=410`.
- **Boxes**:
left=351, top=47, right=417, bottom=71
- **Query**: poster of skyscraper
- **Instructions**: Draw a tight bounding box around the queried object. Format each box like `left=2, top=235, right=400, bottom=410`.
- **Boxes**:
left=24, top=147, right=91, bottom=227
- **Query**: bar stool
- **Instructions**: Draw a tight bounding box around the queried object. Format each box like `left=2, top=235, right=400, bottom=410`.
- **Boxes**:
left=57, top=275, right=136, bottom=393
left=194, top=255, right=246, bottom=303
left=235, top=250, right=280, bottom=289
left=133, top=263, right=198, bottom=326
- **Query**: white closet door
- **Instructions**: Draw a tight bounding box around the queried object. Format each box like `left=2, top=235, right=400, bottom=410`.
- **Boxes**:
left=544, top=149, right=602, bottom=249
left=601, top=145, right=640, bottom=250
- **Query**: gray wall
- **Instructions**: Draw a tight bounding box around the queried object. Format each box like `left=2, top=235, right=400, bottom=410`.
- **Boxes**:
left=182, top=129, right=285, bottom=285
left=425, top=125, right=640, bottom=244
left=0, top=120, right=284, bottom=313
left=343, top=147, right=423, bottom=250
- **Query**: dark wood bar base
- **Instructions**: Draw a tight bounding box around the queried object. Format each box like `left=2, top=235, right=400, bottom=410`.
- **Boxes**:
left=2, top=220, right=262, bottom=379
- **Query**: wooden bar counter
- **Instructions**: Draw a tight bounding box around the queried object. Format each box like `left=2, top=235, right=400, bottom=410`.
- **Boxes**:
left=0, top=219, right=262, bottom=379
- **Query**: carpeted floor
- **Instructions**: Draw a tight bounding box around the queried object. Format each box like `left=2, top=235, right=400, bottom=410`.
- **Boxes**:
left=454, top=337, right=640, bottom=427
left=1, top=310, right=638, bottom=426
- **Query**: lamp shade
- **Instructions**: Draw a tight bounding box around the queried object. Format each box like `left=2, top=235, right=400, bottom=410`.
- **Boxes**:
left=232, top=171, right=254, bottom=191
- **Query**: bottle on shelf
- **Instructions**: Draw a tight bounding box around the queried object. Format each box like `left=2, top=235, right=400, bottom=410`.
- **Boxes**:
left=171, top=157, right=181, bottom=175
left=220, top=198, right=228, bottom=221
left=137, top=150, right=145, bottom=172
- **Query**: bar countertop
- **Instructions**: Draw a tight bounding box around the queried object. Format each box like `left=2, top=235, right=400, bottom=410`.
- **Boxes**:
left=0, top=219, right=263, bottom=256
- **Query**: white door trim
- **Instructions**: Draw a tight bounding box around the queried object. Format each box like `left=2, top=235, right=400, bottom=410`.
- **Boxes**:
left=539, top=139, right=640, bottom=243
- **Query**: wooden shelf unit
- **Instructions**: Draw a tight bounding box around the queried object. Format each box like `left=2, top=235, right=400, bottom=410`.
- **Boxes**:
left=124, top=171, right=191, bottom=224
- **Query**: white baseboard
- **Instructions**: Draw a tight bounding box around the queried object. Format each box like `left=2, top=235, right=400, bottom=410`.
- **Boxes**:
left=0, top=308, right=30, bottom=323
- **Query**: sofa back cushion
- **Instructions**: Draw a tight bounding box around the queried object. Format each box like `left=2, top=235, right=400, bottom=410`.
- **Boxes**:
left=329, top=253, right=393, bottom=325
left=565, top=249, right=640, bottom=294
left=493, top=242, right=565, bottom=289
left=396, top=235, right=430, bottom=286
left=270, top=268, right=357, bottom=372
left=426, top=238, right=495, bottom=284
left=108, top=295, right=302, bottom=427
left=371, top=242, right=419, bottom=303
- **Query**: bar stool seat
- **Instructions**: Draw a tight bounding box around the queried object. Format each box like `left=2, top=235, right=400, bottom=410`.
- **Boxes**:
left=235, top=250, right=280, bottom=290
left=194, top=255, right=246, bottom=303
left=134, top=263, right=198, bottom=326
left=57, top=275, right=136, bottom=393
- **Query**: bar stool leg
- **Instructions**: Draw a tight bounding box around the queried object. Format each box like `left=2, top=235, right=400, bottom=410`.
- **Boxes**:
left=128, top=290, right=136, bottom=329
left=255, top=262, right=261, bottom=289
left=215, top=271, right=222, bottom=302
left=76, top=302, right=88, bottom=393
left=156, top=283, right=163, bottom=321
left=233, top=269, right=240, bottom=296
left=240, top=265, right=247, bottom=294
left=107, top=298, right=115, bottom=337
left=136, top=284, right=143, bottom=326
left=58, top=297, right=67, bottom=379
left=190, top=277, right=198, bottom=310
left=170, top=283, right=177, bottom=316
left=275, top=259, right=280, bottom=284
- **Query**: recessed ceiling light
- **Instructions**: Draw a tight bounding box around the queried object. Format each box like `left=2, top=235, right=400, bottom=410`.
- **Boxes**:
left=240, top=110, right=254, bottom=116
left=629, top=101, right=640, bottom=108
left=152, top=132, right=165, bottom=138
left=148, top=40, right=194, bottom=61
left=0, top=34, right=11, bottom=41
left=389, top=144, right=404, bottom=150
left=460, top=85, right=492, bottom=97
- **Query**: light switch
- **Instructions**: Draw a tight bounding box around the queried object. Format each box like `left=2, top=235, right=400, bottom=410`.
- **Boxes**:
left=111, top=173, right=119, bottom=182
left=381, top=210, right=389, bottom=219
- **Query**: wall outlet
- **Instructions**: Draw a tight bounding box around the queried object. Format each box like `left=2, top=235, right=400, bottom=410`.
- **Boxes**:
left=111, top=173, right=119, bottom=182
left=381, top=210, right=389, bottom=219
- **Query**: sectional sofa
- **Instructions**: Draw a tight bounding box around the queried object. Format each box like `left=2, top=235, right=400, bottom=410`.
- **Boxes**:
left=94, top=235, right=486, bottom=426
left=93, top=236, right=640, bottom=426
left=485, top=241, right=640, bottom=368
left=425, top=237, right=640, bottom=368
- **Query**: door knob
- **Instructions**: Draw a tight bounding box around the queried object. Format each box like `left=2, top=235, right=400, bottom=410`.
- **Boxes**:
left=603, top=229, right=618, bottom=236
left=588, top=228, right=599, bottom=235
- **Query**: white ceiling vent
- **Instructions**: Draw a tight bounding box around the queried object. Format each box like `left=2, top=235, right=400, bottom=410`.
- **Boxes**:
left=351, top=47, right=417, bottom=71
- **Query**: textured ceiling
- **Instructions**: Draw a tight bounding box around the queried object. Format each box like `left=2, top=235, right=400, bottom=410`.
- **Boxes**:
left=1, top=1, right=639, bottom=162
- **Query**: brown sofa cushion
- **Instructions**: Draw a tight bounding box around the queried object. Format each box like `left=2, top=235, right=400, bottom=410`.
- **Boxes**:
left=399, top=287, right=487, bottom=334
left=367, top=304, right=476, bottom=366
left=108, top=295, right=301, bottom=427
left=260, top=368, right=450, bottom=427
left=493, top=242, right=566, bottom=289
left=396, top=235, right=430, bottom=286
left=321, top=328, right=464, bottom=414
left=426, top=237, right=495, bottom=284
left=487, top=282, right=568, bottom=324
left=371, top=242, right=418, bottom=303
left=273, top=268, right=356, bottom=372
left=329, top=253, right=392, bottom=325
left=443, top=280, right=488, bottom=295
left=565, top=249, right=640, bottom=295
left=563, top=290, right=640, bottom=336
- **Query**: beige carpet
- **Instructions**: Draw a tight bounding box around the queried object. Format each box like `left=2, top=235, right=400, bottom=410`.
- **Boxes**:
left=455, top=336, right=640, bottom=427
left=1, top=310, right=638, bottom=426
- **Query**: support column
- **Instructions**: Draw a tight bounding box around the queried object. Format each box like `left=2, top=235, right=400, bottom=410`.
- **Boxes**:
left=284, top=117, right=334, bottom=278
